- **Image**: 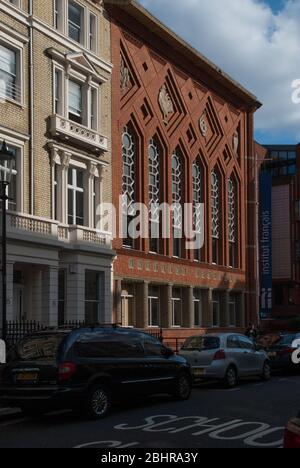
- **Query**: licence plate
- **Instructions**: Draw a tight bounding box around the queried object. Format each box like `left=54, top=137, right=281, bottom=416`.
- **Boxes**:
left=16, top=372, right=38, bottom=382
left=268, top=352, right=277, bottom=358
left=193, top=368, right=206, bottom=377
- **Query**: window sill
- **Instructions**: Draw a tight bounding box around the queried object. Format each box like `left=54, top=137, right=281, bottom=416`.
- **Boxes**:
left=1, top=96, right=24, bottom=109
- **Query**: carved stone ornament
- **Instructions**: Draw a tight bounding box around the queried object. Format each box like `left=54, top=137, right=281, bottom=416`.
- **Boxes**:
left=158, top=84, right=174, bottom=124
left=61, top=152, right=72, bottom=169
left=88, top=161, right=98, bottom=178
left=233, top=131, right=239, bottom=154
left=199, top=112, right=207, bottom=137
left=120, top=57, right=131, bottom=93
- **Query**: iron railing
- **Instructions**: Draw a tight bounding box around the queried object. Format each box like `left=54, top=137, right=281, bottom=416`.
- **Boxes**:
left=2, top=321, right=47, bottom=348
left=1, top=321, right=166, bottom=348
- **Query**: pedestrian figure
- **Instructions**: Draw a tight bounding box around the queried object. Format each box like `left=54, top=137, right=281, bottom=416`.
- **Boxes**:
left=245, top=323, right=258, bottom=341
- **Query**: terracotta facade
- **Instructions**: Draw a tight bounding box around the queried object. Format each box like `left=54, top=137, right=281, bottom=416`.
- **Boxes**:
left=106, top=0, right=261, bottom=337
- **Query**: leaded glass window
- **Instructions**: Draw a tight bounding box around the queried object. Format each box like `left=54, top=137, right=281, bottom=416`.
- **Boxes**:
left=122, top=126, right=136, bottom=248
left=172, top=150, right=182, bottom=257
left=193, top=160, right=202, bottom=261
left=149, top=138, right=160, bottom=253
left=228, top=177, right=238, bottom=268
left=211, top=169, right=220, bottom=264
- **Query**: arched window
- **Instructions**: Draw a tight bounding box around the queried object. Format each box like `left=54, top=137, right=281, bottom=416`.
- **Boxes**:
left=211, top=169, right=220, bottom=264
left=192, top=160, right=202, bottom=261
left=172, top=150, right=183, bottom=257
left=228, top=177, right=238, bottom=268
left=122, top=125, right=136, bottom=248
left=149, top=138, right=160, bottom=253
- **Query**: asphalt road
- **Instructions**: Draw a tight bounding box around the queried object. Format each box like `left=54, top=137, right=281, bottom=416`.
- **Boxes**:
left=0, top=374, right=299, bottom=448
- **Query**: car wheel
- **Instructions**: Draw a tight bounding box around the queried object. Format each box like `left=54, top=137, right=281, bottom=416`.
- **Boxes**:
left=173, top=372, right=192, bottom=401
left=261, top=361, right=271, bottom=381
left=84, top=384, right=112, bottom=420
left=224, top=366, right=238, bottom=388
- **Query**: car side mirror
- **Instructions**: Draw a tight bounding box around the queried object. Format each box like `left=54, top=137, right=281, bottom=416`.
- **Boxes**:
left=162, top=346, right=174, bottom=357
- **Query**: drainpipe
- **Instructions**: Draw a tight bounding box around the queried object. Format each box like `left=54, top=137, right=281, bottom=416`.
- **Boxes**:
left=29, top=0, right=34, bottom=215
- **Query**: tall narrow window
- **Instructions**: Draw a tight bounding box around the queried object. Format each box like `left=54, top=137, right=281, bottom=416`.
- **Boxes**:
left=149, top=138, right=160, bottom=254
left=172, top=289, right=182, bottom=327
left=89, top=13, right=97, bottom=52
left=193, top=289, right=202, bottom=327
left=68, top=166, right=84, bottom=225
left=0, top=44, right=17, bottom=101
left=54, top=69, right=63, bottom=115
left=212, top=291, right=220, bottom=327
left=193, top=160, right=202, bottom=261
left=58, top=269, right=66, bottom=326
left=90, top=87, right=97, bottom=130
left=54, top=0, right=63, bottom=30
left=148, top=287, right=160, bottom=327
left=211, top=169, right=220, bottom=265
left=229, top=293, right=237, bottom=327
left=0, top=146, right=17, bottom=211
left=54, top=164, right=58, bottom=220
left=172, top=150, right=183, bottom=258
left=85, top=271, right=101, bottom=324
left=68, top=79, right=82, bottom=124
left=122, top=126, right=136, bottom=248
left=228, top=177, right=238, bottom=268
left=68, top=1, right=83, bottom=44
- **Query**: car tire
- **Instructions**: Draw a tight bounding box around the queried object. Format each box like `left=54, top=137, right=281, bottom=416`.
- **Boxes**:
left=84, top=384, right=112, bottom=420
left=173, top=372, right=192, bottom=401
left=224, top=366, right=238, bottom=388
left=261, top=361, right=271, bottom=381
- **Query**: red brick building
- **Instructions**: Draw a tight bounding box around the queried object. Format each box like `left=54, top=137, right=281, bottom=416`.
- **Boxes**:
left=105, top=0, right=261, bottom=339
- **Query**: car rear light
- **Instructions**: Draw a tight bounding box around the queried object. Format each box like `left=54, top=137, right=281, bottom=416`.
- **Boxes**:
left=284, top=421, right=300, bottom=448
left=279, top=348, right=295, bottom=356
left=214, top=350, right=226, bottom=360
left=58, top=362, right=77, bottom=382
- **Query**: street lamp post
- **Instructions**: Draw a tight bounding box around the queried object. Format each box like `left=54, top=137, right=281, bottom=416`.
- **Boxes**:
left=0, top=141, right=15, bottom=343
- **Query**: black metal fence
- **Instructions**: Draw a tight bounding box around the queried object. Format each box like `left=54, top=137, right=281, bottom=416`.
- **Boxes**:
left=1, top=320, right=86, bottom=348
left=3, top=321, right=47, bottom=348
left=0, top=321, right=165, bottom=348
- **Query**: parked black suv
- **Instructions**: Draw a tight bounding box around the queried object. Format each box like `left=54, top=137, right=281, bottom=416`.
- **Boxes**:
left=0, top=326, right=192, bottom=419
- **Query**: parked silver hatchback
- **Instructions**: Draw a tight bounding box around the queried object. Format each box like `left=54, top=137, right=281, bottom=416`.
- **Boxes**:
left=179, top=333, right=271, bottom=388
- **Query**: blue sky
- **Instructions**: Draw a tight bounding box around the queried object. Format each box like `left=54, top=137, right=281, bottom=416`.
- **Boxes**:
left=139, top=0, right=300, bottom=145
left=265, top=0, right=285, bottom=13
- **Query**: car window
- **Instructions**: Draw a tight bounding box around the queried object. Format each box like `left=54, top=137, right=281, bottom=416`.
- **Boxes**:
left=182, top=336, right=220, bottom=350
left=74, top=332, right=144, bottom=358
left=143, top=337, right=164, bottom=357
left=11, top=334, right=66, bottom=362
left=238, top=336, right=254, bottom=350
left=227, top=336, right=240, bottom=349
left=277, top=334, right=297, bottom=346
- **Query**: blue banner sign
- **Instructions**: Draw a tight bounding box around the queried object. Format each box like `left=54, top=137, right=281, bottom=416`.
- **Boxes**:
left=259, top=172, right=273, bottom=319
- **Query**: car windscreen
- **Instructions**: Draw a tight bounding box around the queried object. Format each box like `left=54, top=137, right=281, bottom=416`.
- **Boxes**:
left=276, top=334, right=299, bottom=347
left=74, top=331, right=145, bottom=358
left=10, top=334, right=66, bottom=362
left=182, top=336, right=220, bottom=351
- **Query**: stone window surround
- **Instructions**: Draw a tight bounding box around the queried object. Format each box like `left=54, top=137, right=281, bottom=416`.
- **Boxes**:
left=54, top=0, right=99, bottom=54
left=50, top=145, right=105, bottom=230
left=0, top=29, right=25, bottom=107
left=0, top=1, right=112, bottom=79
left=4, top=0, right=22, bottom=11
left=0, top=130, right=24, bottom=213
left=52, top=59, right=100, bottom=132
